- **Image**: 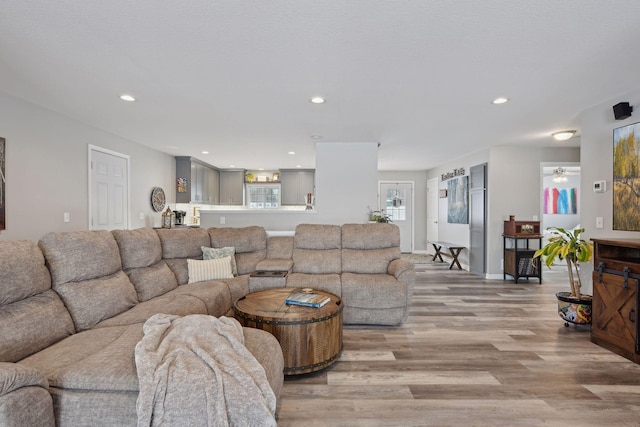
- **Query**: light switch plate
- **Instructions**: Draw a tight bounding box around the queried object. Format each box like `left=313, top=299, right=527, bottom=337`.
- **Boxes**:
left=596, top=216, right=604, bottom=229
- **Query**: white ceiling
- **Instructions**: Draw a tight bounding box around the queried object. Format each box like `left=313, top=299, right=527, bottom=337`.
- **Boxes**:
left=2, top=1, right=639, bottom=171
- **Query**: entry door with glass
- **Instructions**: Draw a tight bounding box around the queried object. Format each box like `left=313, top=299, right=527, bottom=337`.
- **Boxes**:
left=379, top=182, right=413, bottom=253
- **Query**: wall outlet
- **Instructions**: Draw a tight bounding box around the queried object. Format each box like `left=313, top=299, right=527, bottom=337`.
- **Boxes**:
left=220, top=216, right=226, bottom=225
left=139, top=212, right=145, bottom=220
left=596, top=216, right=604, bottom=229
left=63, top=212, right=70, bottom=223
left=532, top=215, right=538, bottom=221
left=500, top=258, right=504, bottom=271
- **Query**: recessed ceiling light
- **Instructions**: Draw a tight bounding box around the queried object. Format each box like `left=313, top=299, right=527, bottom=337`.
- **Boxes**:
left=552, top=130, right=576, bottom=141
left=258, top=168, right=264, bottom=171
left=309, top=96, right=326, bottom=104
left=492, top=97, right=509, bottom=104
left=296, top=165, right=302, bottom=168
left=201, top=151, right=209, bottom=154
left=310, top=135, right=323, bottom=139
left=229, top=165, right=236, bottom=168
left=120, top=94, right=136, bottom=102
left=288, top=151, right=296, bottom=155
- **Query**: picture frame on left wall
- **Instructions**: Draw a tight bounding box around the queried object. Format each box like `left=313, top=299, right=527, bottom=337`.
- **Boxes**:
left=0, top=137, right=5, bottom=230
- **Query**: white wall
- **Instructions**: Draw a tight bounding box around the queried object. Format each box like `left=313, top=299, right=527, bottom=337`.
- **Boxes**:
left=426, top=149, right=490, bottom=268
left=200, top=142, right=379, bottom=230
left=579, top=88, right=640, bottom=295
left=0, top=91, right=175, bottom=241
left=425, top=146, right=580, bottom=275
left=487, top=146, right=580, bottom=277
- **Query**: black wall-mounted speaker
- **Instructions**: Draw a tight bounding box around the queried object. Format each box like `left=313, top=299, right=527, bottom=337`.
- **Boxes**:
left=613, top=102, right=633, bottom=120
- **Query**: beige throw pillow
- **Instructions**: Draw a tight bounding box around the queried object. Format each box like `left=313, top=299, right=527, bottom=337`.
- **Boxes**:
left=187, top=257, right=233, bottom=283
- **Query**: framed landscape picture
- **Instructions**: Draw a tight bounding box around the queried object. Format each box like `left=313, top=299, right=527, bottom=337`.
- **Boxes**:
left=447, top=175, right=469, bottom=224
left=613, top=122, right=640, bottom=231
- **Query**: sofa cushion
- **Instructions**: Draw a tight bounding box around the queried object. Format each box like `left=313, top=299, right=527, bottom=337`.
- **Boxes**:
left=209, top=226, right=267, bottom=275
left=156, top=228, right=210, bottom=259
left=285, top=273, right=342, bottom=297
left=341, top=223, right=400, bottom=249
left=19, top=324, right=143, bottom=392
left=266, top=235, right=293, bottom=259
left=112, top=227, right=162, bottom=269
left=0, top=290, right=75, bottom=362
left=54, top=271, right=139, bottom=332
left=125, top=261, right=178, bottom=302
left=187, top=258, right=234, bottom=283
left=202, top=246, right=238, bottom=276
left=341, top=273, right=407, bottom=309
left=164, top=258, right=190, bottom=285
left=294, top=224, right=341, bottom=249
left=39, top=230, right=122, bottom=285
left=342, top=247, right=401, bottom=274
left=0, top=240, right=52, bottom=305
left=209, top=226, right=266, bottom=253
left=293, top=249, right=341, bottom=274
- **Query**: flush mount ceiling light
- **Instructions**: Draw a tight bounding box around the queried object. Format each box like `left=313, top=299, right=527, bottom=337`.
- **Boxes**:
left=552, top=167, right=569, bottom=183
left=309, top=96, right=326, bottom=104
left=288, top=151, right=296, bottom=155
left=119, top=94, right=136, bottom=102
left=492, top=97, right=509, bottom=104
left=201, top=151, right=209, bottom=154
left=552, top=130, right=576, bottom=141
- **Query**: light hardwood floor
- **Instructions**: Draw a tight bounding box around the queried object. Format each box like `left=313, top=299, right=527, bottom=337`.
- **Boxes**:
left=276, top=262, right=640, bottom=426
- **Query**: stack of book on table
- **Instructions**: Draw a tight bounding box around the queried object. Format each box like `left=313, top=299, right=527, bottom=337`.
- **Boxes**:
left=285, top=292, right=330, bottom=308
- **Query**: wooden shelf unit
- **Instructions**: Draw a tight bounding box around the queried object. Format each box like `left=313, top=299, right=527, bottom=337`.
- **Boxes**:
left=503, top=221, right=542, bottom=284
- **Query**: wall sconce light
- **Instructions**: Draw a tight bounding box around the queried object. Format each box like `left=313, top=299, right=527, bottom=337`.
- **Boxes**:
left=552, top=130, right=576, bottom=141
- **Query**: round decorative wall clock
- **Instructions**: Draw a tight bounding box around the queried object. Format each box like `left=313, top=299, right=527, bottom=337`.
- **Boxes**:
left=150, top=187, right=166, bottom=212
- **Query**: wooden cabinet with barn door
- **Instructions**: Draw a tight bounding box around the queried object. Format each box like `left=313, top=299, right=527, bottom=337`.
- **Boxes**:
left=591, top=238, right=640, bottom=364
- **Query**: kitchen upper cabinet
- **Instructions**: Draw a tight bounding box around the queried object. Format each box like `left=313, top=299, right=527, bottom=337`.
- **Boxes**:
left=175, top=157, right=219, bottom=204
left=219, top=170, right=245, bottom=205
left=281, top=169, right=315, bottom=205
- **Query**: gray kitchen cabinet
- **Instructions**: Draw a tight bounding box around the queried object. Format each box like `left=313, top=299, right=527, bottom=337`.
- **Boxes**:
left=281, top=169, right=315, bottom=205
left=175, top=157, right=219, bottom=204
left=219, top=170, right=245, bottom=205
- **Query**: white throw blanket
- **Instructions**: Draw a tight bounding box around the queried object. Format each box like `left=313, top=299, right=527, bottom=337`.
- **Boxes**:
left=135, top=313, right=277, bottom=427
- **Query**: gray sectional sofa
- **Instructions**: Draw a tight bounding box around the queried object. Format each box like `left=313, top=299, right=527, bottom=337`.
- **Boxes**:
left=0, top=223, right=414, bottom=426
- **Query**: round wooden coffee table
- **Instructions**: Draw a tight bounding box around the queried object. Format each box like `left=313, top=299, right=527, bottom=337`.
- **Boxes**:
left=234, top=287, right=343, bottom=375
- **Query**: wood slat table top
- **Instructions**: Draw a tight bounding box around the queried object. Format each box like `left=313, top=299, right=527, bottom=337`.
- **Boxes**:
left=234, top=287, right=342, bottom=323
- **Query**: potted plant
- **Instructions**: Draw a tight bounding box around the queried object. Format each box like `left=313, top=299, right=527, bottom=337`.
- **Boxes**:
left=533, top=227, right=594, bottom=326
left=368, top=209, right=392, bottom=223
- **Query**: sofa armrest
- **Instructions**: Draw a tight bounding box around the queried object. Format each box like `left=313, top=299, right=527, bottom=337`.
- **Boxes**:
left=0, top=362, right=54, bottom=427
left=388, top=258, right=414, bottom=280
left=0, top=362, right=48, bottom=396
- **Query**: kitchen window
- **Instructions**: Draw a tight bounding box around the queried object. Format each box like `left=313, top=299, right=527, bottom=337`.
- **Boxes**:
left=246, top=184, right=280, bottom=209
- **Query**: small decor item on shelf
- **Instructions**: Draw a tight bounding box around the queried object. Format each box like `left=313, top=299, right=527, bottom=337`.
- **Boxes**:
left=305, top=193, right=314, bottom=210
left=533, top=227, right=593, bottom=326
left=161, top=206, right=173, bottom=229
left=368, top=208, right=392, bottom=223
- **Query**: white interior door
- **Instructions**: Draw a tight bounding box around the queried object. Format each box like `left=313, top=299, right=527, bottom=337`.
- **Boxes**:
left=426, top=177, right=439, bottom=253
left=89, top=146, right=129, bottom=230
left=379, top=182, right=413, bottom=253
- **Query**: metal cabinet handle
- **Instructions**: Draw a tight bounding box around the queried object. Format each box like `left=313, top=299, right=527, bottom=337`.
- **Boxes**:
left=630, top=309, right=636, bottom=323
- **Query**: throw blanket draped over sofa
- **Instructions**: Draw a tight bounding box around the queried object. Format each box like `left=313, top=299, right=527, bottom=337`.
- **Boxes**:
left=135, top=314, right=276, bottom=427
